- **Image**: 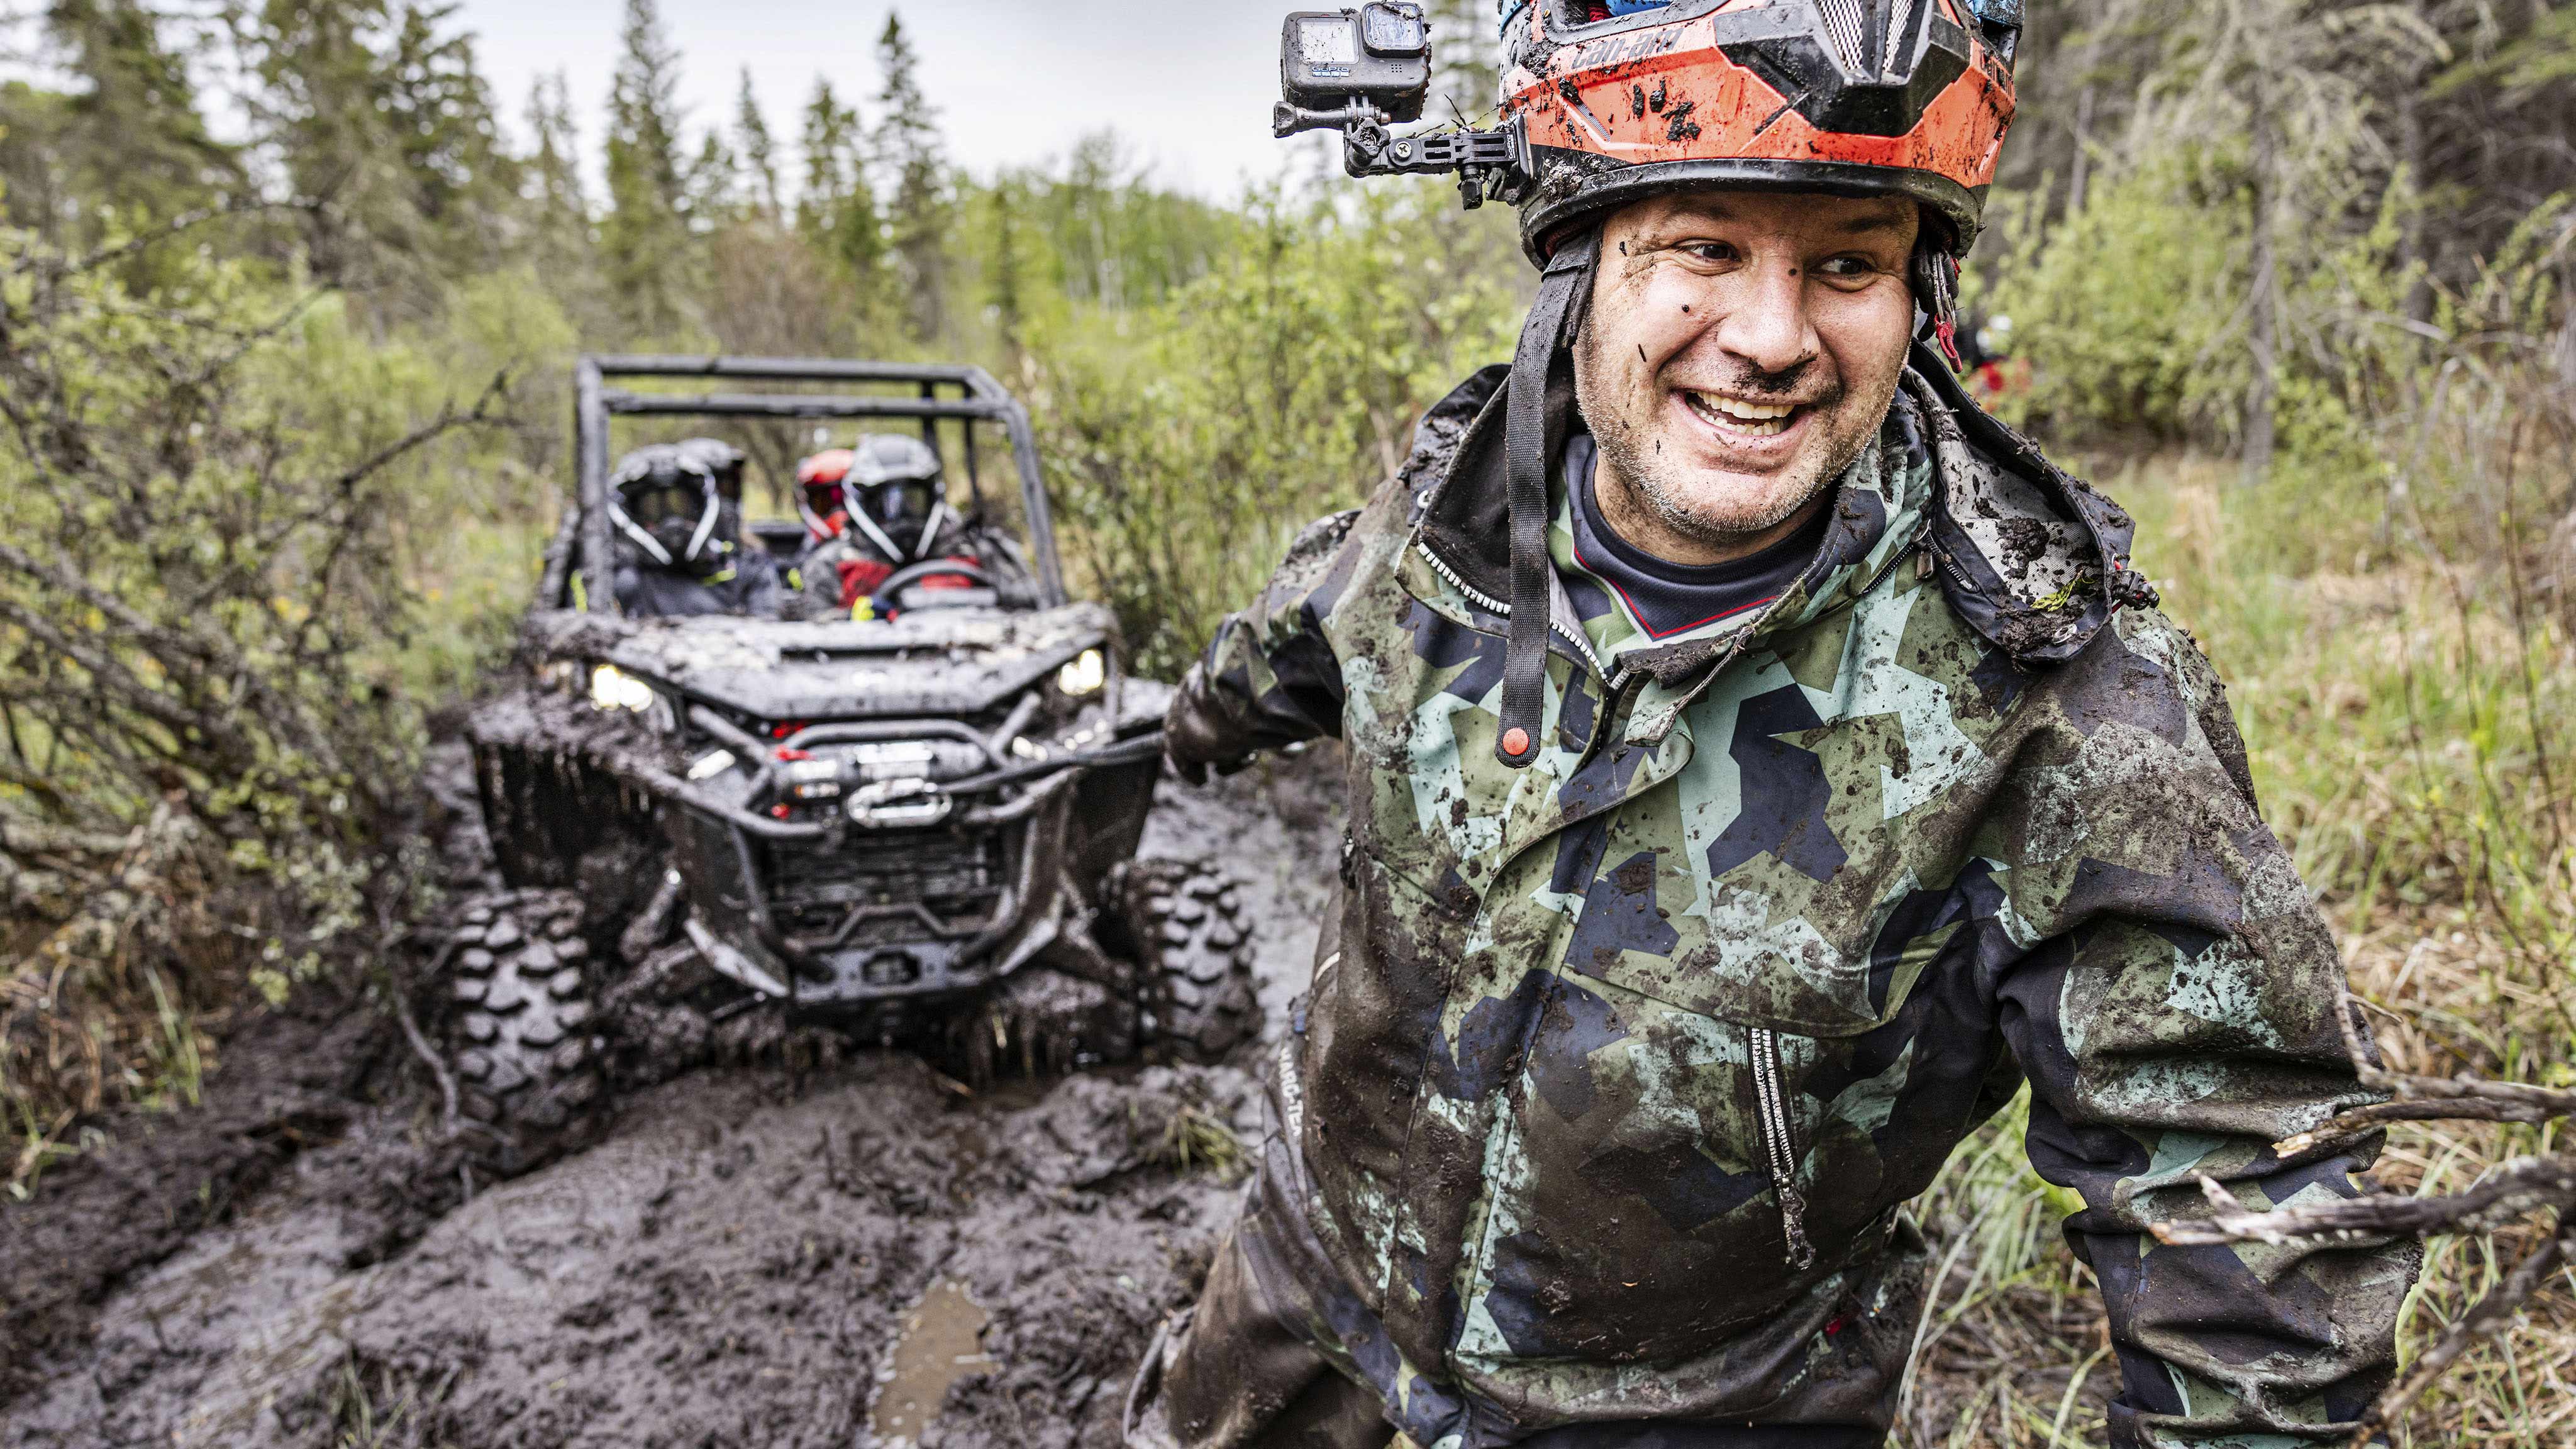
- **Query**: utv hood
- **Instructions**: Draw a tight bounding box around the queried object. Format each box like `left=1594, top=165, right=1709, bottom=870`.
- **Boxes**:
left=525, top=604, right=1117, bottom=721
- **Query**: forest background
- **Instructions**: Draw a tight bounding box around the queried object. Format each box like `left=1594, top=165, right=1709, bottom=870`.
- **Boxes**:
left=1, top=1, right=2573, bottom=1443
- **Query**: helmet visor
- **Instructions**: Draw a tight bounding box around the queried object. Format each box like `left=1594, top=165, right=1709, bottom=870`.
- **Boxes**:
left=620, top=478, right=709, bottom=530
left=863, top=479, right=940, bottom=531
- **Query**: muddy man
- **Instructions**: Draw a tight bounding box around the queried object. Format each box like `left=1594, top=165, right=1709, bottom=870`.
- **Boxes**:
left=1126, top=3, right=2418, bottom=1447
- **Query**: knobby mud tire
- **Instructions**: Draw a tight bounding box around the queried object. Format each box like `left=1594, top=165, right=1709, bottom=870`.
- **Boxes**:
left=1118, top=859, right=1258, bottom=1063
left=443, top=888, right=605, bottom=1175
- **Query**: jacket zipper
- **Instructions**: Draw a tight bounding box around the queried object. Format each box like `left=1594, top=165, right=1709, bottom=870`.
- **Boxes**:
left=1414, top=539, right=1617, bottom=686
left=1749, top=1026, right=1817, bottom=1272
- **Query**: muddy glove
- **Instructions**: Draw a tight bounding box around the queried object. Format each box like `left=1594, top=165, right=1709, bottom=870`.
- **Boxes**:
left=1163, top=662, right=1260, bottom=787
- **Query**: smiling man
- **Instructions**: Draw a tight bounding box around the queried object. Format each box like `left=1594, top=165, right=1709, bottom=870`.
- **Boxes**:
left=1126, top=4, right=2416, bottom=1448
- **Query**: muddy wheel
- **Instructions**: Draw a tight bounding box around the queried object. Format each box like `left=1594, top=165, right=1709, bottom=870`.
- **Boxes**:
left=442, top=887, right=604, bottom=1174
left=1114, top=860, right=1258, bottom=1063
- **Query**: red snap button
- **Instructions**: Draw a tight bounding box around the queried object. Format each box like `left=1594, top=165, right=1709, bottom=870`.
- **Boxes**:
left=1502, top=728, right=1532, bottom=757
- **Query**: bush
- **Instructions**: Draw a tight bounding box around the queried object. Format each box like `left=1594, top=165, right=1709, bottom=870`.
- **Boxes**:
left=1024, top=180, right=1526, bottom=677
left=0, top=216, right=559, bottom=1174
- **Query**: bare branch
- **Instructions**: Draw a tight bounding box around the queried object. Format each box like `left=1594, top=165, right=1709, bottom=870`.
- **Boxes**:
left=2277, top=1096, right=2576, bottom=1158
left=2153, top=1159, right=2576, bottom=1248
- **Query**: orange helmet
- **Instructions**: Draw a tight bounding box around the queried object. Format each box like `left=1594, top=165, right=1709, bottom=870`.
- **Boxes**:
left=1497, top=0, right=2020, bottom=264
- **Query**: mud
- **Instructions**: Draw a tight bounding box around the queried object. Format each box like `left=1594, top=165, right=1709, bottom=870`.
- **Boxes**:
left=0, top=748, right=1341, bottom=1449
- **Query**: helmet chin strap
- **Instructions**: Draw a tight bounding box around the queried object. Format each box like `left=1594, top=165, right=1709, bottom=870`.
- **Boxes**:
left=797, top=497, right=836, bottom=543
left=1913, top=240, right=1965, bottom=370
left=608, top=499, right=673, bottom=566
left=914, top=501, right=953, bottom=560
left=1496, top=224, right=1604, bottom=770
left=683, top=488, right=723, bottom=564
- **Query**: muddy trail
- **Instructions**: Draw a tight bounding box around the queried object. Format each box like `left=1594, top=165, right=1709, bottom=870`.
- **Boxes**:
left=0, top=751, right=1341, bottom=1449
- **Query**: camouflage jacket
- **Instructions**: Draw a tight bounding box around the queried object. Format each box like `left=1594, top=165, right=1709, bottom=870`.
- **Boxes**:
left=1167, top=352, right=2417, bottom=1448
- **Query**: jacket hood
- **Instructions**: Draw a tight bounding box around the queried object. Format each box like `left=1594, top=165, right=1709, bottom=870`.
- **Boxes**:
left=1408, top=342, right=2151, bottom=678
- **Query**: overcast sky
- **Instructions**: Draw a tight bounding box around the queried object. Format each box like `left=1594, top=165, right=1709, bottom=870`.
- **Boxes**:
left=456, top=0, right=1309, bottom=198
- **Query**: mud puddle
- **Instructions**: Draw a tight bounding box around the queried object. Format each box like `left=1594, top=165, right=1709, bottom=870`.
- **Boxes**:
left=0, top=750, right=1339, bottom=1449
left=873, top=1279, right=994, bottom=1445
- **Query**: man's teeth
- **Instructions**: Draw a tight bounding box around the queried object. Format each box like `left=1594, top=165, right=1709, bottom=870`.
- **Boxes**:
left=1685, top=391, right=1797, bottom=436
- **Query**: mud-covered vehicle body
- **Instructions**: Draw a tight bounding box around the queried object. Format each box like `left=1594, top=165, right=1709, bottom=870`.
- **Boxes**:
left=447, top=358, right=1250, bottom=1158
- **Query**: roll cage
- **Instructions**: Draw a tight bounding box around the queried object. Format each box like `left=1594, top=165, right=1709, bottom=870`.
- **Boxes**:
left=545, top=355, right=1070, bottom=613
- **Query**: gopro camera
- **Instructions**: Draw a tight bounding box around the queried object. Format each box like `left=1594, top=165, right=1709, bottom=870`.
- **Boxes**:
left=1280, top=4, right=1431, bottom=122
left=1272, top=2, right=1532, bottom=209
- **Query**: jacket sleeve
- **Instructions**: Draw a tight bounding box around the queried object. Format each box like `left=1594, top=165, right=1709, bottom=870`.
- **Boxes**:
left=1164, top=508, right=1363, bottom=772
left=1990, top=609, right=2419, bottom=1448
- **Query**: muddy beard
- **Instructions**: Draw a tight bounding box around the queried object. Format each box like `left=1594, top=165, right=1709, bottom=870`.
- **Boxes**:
left=1573, top=342, right=1889, bottom=548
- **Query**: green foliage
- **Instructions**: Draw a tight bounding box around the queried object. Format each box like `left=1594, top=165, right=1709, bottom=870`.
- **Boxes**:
left=796, top=77, right=889, bottom=320
left=246, top=0, right=520, bottom=310
left=873, top=14, right=948, bottom=341
left=1028, top=181, right=1525, bottom=675
left=0, top=210, right=558, bottom=1138
left=602, top=0, right=691, bottom=336
left=1985, top=0, right=2575, bottom=479
left=0, top=0, right=240, bottom=243
left=1981, top=158, right=2242, bottom=443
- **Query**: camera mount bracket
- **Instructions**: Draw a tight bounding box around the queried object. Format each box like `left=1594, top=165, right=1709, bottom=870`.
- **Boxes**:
left=1273, top=104, right=1536, bottom=211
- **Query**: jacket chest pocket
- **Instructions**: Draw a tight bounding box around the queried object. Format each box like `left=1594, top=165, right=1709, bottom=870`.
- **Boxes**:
left=1558, top=828, right=1919, bottom=1040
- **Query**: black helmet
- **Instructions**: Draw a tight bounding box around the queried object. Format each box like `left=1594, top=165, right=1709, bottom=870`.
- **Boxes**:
left=835, top=433, right=952, bottom=564
left=609, top=439, right=746, bottom=575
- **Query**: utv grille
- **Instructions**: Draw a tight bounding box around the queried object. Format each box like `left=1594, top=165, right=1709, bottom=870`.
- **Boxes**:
left=765, top=826, right=1008, bottom=946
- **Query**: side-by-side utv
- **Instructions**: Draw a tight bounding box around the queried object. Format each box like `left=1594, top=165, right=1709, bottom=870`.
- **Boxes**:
left=440, top=357, right=1254, bottom=1167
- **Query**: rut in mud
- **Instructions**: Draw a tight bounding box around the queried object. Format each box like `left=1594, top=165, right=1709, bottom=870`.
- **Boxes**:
left=0, top=750, right=1340, bottom=1449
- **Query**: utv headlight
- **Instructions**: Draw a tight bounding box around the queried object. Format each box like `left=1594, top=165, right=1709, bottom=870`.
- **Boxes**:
left=590, top=664, right=657, bottom=713
left=1057, top=649, right=1108, bottom=698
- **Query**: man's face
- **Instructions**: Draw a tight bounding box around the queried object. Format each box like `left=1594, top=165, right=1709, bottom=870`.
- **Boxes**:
left=1572, top=191, right=1921, bottom=564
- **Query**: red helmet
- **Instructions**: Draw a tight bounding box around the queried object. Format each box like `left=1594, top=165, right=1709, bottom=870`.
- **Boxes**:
left=1499, top=0, right=2019, bottom=262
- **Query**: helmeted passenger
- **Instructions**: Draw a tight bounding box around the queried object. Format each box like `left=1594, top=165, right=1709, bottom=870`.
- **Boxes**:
left=606, top=438, right=782, bottom=619
left=795, top=433, right=1014, bottom=618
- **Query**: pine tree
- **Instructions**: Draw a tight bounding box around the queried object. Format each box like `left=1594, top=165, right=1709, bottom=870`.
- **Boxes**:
left=601, top=0, right=692, bottom=336
left=871, top=13, right=949, bottom=341
left=2, top=1, right=238, bottom=243
left=526, top=71, right=589, bottom=236
left=984, top=174, right=1031, bottom=362
left=382, top=4, right=519, bottom=272
left=735, top=69, right=782, bottom=225
left=250, top=0, right=413, bottom=291
left=522, top=70, right=598, bottom=308
left=686, top=131, right=740, bottom=228
left=798, top=77, right=886, bottom=302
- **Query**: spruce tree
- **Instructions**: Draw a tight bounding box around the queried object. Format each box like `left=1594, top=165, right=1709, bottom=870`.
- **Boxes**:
left=243, top=1, right=517, bottom=309
left=382, top=4, right=518, bottom=273
left=798, top=77, right=886, bottom=304
left=3, top=1, right=238, bottom=244
left=601, top=0, right=692, bottom=336
left=523, top=70, right=598, bottom=308
left=871, top=13, right=948, bottom=341
left=736, top=69, right=782, bottom=225
left=250, top=1, right=413, bottom=292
